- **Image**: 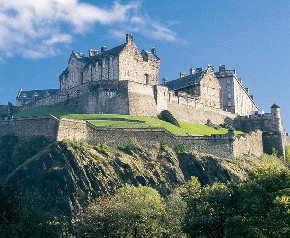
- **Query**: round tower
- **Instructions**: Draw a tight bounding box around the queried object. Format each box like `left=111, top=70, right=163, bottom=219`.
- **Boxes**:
left=271, top=103, right=281, bottom=119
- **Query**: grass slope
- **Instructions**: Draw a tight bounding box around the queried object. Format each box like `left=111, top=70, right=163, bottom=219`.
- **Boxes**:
left=15, top=105, right=243, bottom=136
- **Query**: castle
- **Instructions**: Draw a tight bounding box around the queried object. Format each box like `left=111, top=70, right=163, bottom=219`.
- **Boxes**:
left=0, top=34, right=286, bottom=158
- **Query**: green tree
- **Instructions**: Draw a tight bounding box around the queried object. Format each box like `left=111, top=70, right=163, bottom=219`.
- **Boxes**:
left=183, top=167, right=290, bottom=238
left=75, top=185, right=167, bottom=238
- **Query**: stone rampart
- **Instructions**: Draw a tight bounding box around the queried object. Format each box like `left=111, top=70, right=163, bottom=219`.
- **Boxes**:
left=233, top=130, right=263, bottom=157
left=0, top=116, right=59, bottom=141
left=234, top=113, right=286, bottom=157
left=56, top=118, right=263, bottom=158
left=0, top=116, right=264, bottom=158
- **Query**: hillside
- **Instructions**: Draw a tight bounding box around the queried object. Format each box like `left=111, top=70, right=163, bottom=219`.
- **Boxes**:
left=0, top=136, right=286, bottom=217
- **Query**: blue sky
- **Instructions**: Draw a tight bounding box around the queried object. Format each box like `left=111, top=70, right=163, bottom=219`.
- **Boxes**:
left=0, top=0, right=289, bottom=131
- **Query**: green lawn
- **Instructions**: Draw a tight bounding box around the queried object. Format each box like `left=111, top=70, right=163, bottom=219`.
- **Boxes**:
left=14, top=105, right=243, bottom=136
left=65, top=113, right=243, bottom=136
left=15, top=105, right=74, bottom=118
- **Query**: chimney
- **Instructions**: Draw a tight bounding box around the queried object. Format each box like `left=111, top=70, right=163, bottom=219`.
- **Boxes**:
left=162, top=77, right=168, bottom=86
left=101, top=46, right=106, bottom=53
left=89, top=49, right=95, bottom=57
left=196, top=68, right=203, bottom=73
left=126, top=33, right=133, bottom=43
left=219, top=65, right=226, bottom=74
left=245, top=88, right=249, bottom=94
left=151, top=47, right=156, bottom=55
left=180, top=72, right=187, bottom=78
left=190, top=67, right=195, bottom=75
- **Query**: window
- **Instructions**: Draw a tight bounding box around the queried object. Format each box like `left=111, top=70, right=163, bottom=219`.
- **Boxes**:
left=109, top=56, right=113, bottom=66
left=227, top=93, right=232, bottom=99
left=145, top=74, right=149, bottom=85
left=95, top=62, right=98, bottom=71
left=102, top=59, right=105, bottom=69
left=227, top=101, right=232, bottom=107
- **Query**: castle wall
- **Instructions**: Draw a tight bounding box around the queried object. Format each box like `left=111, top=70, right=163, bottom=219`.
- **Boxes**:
left=57, top=118, right=235, bottom=157
left=0, top=116, right=59, bottom=141
left=233, top=130, right=263, bottom=157
left=0, top=116, right=264, bottom=158
left=234, top=113, right=286, bottom=157
left=56, top=118, right=262, bottom=158
left=20, top=81, right=130, bottom=115
left=167, top=92, right=235, bottom=125
left=127, top=81, right=157, bottom=117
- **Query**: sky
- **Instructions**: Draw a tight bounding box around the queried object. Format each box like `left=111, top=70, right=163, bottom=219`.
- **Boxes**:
left=0, top=0, right=289, bottom=131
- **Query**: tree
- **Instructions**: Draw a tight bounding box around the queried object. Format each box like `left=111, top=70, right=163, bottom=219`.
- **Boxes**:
left=183, top=167, right=290, bottom=238
left=75, top=185, right=167, bottom=237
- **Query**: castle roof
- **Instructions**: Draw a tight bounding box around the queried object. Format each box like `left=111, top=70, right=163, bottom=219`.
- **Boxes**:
left=271, top=103, right=280, bottom=108
left=167, top=71, right=203, bottom=91
left=17, top=89, right=59, bottom=99
left=82, top=43, right=127, bottom=70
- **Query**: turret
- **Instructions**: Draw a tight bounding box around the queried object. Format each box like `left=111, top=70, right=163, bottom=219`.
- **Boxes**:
left=271, top=103, right=281, bottom=119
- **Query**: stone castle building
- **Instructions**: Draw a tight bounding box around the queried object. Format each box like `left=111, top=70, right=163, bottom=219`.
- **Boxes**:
left=13, top=34, right=286, bottom=157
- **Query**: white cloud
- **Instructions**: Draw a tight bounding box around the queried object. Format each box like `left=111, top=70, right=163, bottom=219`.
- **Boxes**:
left=0, top=0, right=177, bottom=59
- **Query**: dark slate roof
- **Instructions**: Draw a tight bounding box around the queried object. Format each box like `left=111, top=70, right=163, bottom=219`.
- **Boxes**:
left=167, top=71, right=203, bottom=90
left=141, top=50, right=160, bottom=61
left=271, top=103, right=280, bottom=108
left=83, top=43, right=127, bottom=70
left=17, top=89, right=59, bottom=99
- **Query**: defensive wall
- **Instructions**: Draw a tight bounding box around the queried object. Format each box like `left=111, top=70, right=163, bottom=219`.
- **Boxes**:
left=57, top=118, right=263, bottom=158
left=0, top=115, right=266, bottom=158
left=234, top=112, right=286, bottom=158
left=0, top=116, right=59, bottom=142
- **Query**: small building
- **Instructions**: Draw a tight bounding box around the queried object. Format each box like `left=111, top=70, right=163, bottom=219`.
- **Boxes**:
left=16, top=89, right=59, bottom=107
left=167, top=66, right=222, bottom=110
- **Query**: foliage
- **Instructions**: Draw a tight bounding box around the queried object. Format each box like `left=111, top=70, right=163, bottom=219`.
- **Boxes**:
left=183, top=167, right=290, bottom=238
left=75, top=185, right=167, bottom=237
left=285, top=145, right=290, bottom=164
left=11, top=136, right=50, bottom=167
left=0, top=189, right=69, bottom=238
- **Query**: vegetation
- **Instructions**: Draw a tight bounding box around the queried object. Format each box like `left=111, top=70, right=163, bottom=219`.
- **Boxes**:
left=14, top=104, right=74, bottom=118
left=183, top=167, right=290, bottom=238
left=0, top=136, right=288, bottom=237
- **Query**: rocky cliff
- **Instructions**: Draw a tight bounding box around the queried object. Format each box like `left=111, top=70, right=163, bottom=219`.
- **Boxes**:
left=0, top=137, right=286, bottom=216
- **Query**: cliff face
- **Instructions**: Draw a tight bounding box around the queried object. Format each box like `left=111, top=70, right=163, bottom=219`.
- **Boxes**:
left=0, top=138, right=285, bottom=216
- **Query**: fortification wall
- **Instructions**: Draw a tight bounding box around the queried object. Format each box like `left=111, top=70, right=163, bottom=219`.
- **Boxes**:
left=127, top=81, right=157, bottom=117
left=234, top=113, right=286, bottom=157
left=0, top=117, right=264, bottom=158
left=233, top=130, right=263, bottom=157
left=56, top=118, right=266, bottom=158
left=167, top=95, right=235, bottom=125
left=20, top=81, right=130, bottom=115
left=0, top=116, right=59, bottom=141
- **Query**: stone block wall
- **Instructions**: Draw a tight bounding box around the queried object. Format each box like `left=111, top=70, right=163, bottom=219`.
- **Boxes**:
left=0, top=116, right=59, bottom=141
left=56, top=118, right=263, bottom=158
left=234, top=113, right=286, bottom=157
left=233, top=130, right=263, bottom=157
